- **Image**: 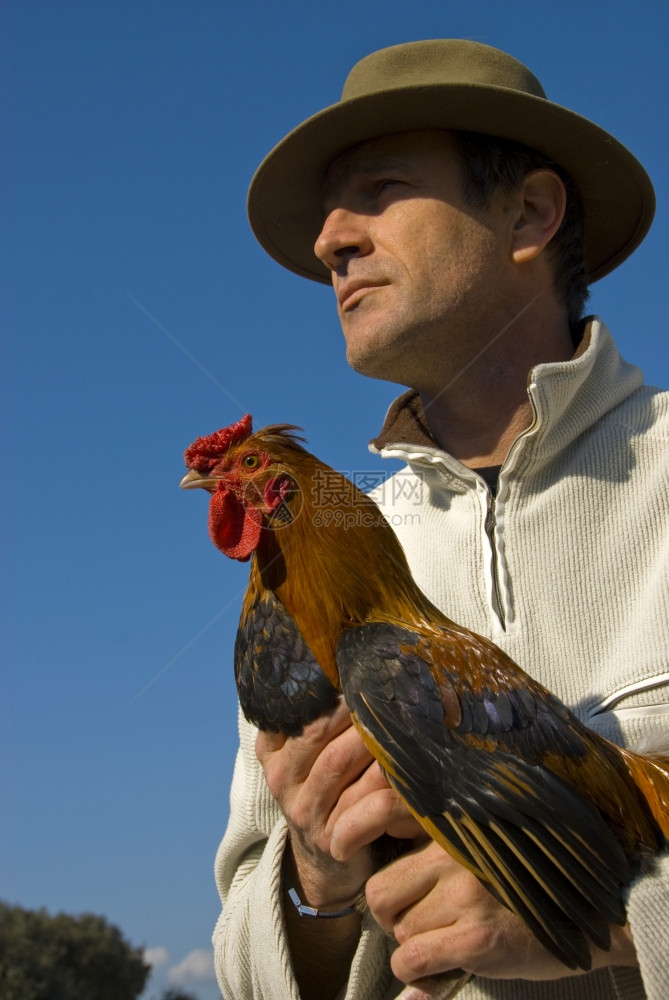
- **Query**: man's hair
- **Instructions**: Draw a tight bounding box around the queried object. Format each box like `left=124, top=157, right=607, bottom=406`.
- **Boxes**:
left=453, top=131, right=589, bottom=330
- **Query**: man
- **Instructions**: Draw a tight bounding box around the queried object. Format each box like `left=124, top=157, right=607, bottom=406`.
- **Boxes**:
left=212, top=40, right=669, bottom=1000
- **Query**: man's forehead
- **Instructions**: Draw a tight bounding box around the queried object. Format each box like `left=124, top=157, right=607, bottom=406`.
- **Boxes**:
left=321, top=130, right=456, bottom=197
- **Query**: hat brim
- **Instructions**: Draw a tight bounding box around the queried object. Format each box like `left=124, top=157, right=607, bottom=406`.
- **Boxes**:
left=248, top=83, right=655, bottom=284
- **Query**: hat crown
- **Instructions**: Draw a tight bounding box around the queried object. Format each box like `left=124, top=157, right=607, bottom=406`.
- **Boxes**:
left=342, top=40, right=547, bottom=103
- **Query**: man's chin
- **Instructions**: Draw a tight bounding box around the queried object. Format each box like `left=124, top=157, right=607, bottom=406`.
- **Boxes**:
left=346, top=346, right=410, bottom=387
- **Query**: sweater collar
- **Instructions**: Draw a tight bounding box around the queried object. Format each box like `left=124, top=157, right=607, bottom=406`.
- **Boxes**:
left=369, top=317, right=644, bottom=475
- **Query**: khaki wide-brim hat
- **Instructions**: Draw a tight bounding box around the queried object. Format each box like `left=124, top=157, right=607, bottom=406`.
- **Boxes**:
left=247, top=39, right=655, bottom=284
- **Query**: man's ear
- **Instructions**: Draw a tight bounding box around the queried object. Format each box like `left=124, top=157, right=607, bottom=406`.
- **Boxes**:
left=511, top=170, right=566, bottom=264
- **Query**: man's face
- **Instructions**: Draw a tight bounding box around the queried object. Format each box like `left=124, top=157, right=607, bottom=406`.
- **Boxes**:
left=314, top=130, right=517, bottom=391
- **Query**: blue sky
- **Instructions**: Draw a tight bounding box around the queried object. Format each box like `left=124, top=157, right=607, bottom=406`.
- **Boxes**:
left=4, top=2, right=668, bottom=997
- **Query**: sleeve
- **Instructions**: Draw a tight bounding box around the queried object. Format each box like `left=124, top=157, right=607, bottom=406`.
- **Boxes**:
left=618, top=852, right=669, bottom=1000
left=587, top=687, right=669, bottom=1000
left=212, top=706, right=397, bottom=1000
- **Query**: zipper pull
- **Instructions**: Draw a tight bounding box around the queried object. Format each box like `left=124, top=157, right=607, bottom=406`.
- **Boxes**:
left=483, top=491, right=505, bottom=630
left=484, top=493, right=496, bottom=537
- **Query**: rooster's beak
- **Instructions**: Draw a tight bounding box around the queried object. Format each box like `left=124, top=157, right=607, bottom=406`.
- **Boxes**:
left=179, top=469, right=218, bottom=490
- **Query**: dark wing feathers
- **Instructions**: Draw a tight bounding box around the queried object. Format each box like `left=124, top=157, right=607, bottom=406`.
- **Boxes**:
left=234, top=591, right=339, bottom=734
left=337, top=621, right=630, bottom=970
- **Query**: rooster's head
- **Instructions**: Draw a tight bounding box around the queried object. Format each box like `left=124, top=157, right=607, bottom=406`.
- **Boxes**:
left=180, top=414, right=304, bottom=561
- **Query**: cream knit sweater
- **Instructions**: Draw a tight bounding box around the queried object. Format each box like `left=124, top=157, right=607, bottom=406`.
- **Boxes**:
left=213, top=319, right=669, bottom=1000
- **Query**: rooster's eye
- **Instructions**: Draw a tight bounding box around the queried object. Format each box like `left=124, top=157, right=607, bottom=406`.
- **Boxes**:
left=242, top=454, right=261, bottom=470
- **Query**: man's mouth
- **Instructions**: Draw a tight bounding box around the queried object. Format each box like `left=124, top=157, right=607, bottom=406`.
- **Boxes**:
left=337, top=279, right=387, bottom=312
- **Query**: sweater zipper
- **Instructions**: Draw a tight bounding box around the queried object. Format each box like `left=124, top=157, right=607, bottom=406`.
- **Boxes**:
left=483, top=490, right=505, bottom=631
left=483, top=383, right=540, bottom=635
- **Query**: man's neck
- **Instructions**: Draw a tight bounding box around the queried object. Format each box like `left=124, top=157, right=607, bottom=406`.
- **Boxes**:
left=421, top=390, right=535, bottom=468
left=419, top=312, right=576, bottom=468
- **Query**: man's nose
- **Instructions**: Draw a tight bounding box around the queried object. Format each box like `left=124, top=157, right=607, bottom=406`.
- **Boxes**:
left=313, top=209, right=372, bottom=271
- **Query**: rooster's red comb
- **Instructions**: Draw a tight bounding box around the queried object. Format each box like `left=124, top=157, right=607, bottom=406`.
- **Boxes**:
left=184, top=414, right=254, bottom=472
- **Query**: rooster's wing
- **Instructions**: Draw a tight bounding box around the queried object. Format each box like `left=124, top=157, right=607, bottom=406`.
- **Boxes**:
left=235, top=589, right=339, bottom=735
left=337, top=620, right=631, bottom=970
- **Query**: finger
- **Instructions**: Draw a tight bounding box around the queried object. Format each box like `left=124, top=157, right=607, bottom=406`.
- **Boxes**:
left=391, top=928, right=462, bottom=983
left=394, top=854, right=502, bottom=949
left=264, top=720, right=375, bottom=846
left=327, top=760, right=390, bottom=830
left=289, top=696, right=356, bottom=747
left=365, top=843, right=452, bottom=933
left=330, top=784, right=423, bottom=860
left=255, top=697, right=352, bottom=774
left=341, top=758, right=391, bottom=798
left=303, top=722, right=375, bottom=819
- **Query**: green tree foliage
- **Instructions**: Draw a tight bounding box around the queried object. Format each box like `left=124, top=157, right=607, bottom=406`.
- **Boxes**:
left=0, top=901, right=150, bottom=1000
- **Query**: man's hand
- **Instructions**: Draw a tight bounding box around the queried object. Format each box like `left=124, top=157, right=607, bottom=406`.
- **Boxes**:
left=255, top=698, right=381, bottom=906
left=256, top=700, right=389, bottom=1000
left=367, top=840, right=577, bottom=982
left=332, top=796, right=639, bottom=984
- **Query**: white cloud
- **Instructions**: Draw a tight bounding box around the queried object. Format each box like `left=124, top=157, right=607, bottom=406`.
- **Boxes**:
left=168, top=947, right=216, bottom=984
left=144, top=945, right=170, bottom=968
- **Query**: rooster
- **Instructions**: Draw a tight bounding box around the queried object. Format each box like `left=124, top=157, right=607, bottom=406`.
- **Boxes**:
left=180, top=413, right=669, bottom=972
